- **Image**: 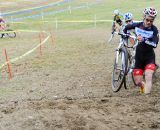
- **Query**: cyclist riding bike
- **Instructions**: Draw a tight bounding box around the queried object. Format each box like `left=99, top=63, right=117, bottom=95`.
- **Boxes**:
left=123, top=7, right=159, bottom=94
left=124, top=12, right=133, bottom=24
left=0, top=15, right=8, bottom=38
left=112, top=9, right=123, bottom=32
left=0, top=15, right=6, bottom=30
left=123, top=12, right=135, bottom=45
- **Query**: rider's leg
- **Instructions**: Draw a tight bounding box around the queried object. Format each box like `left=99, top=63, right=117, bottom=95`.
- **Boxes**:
left=129, top=37, right=135, bottom=45
left=133, top=69, right=144, bottom=86
left=144, top=64, right=156, bottom=94
left=134, top=76, right=143, bottom=86
left=144, top=70, right=154, bottom=94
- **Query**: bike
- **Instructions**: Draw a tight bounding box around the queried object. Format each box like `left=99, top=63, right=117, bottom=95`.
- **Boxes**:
left=109, top=31, right=138, bottom=92
left=0, top=24, right=16, bottom=38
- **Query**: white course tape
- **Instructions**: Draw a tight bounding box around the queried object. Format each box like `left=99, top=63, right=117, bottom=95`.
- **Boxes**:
left=18, top=29, right=47, bottom=33
left=0, top=31, right=16, bottom=34
left=11, top=19, right=113, bottom=24
left=0, top=33, right=50, bottom=70
left=0, top=29, right=48, bottom=34
left=3, top=0, right=65, bottom=15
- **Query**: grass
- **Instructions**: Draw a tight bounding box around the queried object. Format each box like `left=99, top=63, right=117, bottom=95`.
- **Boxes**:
left=5, top=0, right=160, bottom=31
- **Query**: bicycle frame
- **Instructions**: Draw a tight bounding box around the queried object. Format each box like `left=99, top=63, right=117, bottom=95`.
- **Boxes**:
left=0, top=24, right=16, bottom=38
left=110, top=31, right=139, bottom=92
left=115, top=32, right=139, bottom=72
left=127, top=36, right=139, bottom=73
left=115, top=37, right=125, bottom=67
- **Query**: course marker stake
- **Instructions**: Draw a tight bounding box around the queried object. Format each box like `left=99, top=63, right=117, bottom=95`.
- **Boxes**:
left=4, top=48, right=12, bottom=80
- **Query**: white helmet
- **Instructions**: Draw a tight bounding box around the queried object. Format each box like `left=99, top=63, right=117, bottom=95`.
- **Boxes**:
left=143, top=7, right=157, bottom=18
left=114, top=10, right=119, bottom=15
left=124, top=12, right=133, bottom=22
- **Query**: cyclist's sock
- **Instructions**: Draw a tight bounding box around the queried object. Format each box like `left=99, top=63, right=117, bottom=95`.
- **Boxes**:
left=139, top=81, right=145, bottom=94
left=145, top=80, right=152, bottom=94
left=144, top=71, right=153, bottom=94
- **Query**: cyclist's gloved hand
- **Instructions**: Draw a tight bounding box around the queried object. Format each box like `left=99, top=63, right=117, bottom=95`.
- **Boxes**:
left=137, top=35, right=148, bottom=43
left=142, top=37, right=148, bottom=42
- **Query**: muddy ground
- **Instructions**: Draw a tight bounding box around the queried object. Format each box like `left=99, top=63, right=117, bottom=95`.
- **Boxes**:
left=0, top=28, right=159, bottom=130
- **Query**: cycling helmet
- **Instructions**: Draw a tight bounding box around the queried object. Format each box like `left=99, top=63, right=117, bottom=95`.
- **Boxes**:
left=124, top=12, right=133, bottom=22
left=143, top=7, right=157, bottom=18
left=114, top=10, right=119, bottom=15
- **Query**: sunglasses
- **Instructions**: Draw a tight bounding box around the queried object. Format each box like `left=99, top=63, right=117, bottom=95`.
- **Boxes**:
left=126, top=20, right=132, bottom=23
left=145, top=18, right=154, bottom=23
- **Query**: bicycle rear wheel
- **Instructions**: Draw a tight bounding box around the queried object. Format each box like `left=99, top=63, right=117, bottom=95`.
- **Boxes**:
left=131, top=71, right=137, bottom=86
left=111, top=47, right=128, bottom=92
left=6, top=29, right=16, bottom=38
left=126, top=57, right=137, bottom=88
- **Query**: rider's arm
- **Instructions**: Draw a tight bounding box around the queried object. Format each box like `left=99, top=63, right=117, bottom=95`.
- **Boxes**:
left=112, top=15, right=117, bottom=32
left=145, top=26, right=159, bottom=48
left=123, top=22, right=141, bottom=34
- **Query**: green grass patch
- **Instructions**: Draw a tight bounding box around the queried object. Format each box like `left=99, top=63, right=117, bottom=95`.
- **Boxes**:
left=5, top=0, right=160, bottom=31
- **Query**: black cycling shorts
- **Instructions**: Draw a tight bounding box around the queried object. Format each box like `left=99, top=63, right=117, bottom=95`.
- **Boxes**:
left=134, top=51, right=155, bottom=70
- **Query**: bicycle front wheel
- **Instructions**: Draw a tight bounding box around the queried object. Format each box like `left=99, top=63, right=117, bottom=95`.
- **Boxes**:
left=111, top=47, right=128, bottom=92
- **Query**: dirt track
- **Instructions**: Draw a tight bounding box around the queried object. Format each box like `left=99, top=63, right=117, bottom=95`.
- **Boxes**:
left=0, top=1, right=160, bottom=130
left=0, top=28, right=159, bottom=130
